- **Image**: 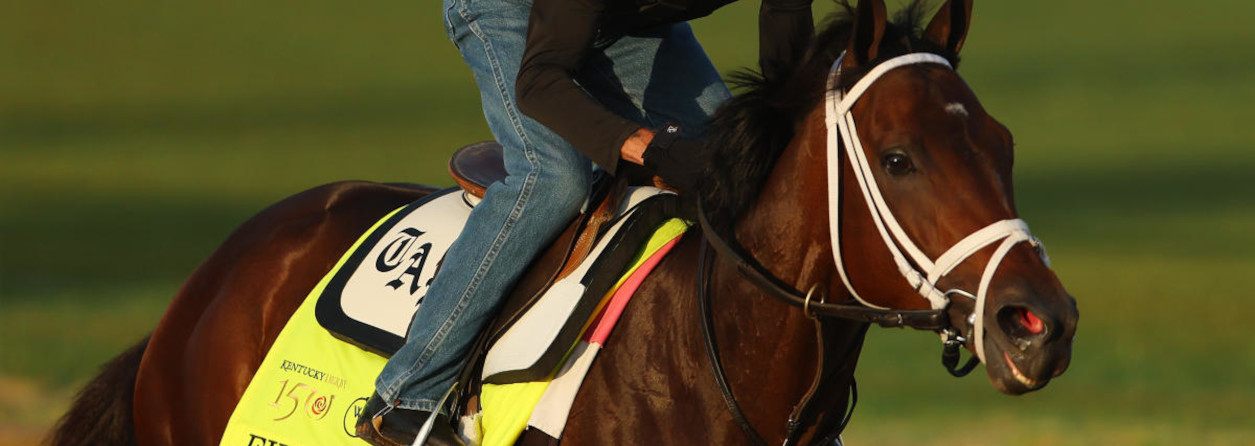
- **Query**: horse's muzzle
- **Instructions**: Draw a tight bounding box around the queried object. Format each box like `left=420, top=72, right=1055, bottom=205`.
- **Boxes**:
left=982, top=285, right=1079, bottom=395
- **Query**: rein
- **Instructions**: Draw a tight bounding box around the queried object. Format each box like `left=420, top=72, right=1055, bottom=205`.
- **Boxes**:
left=696, top=236, right=866, bottom=446
left=694, top=52, right=1052, bottom=445
left=695, top=206, right=947, bottom=331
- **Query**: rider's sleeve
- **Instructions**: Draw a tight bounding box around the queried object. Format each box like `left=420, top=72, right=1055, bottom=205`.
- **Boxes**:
left=516, top=0, right=639, bottom=176
left=758, top=0, right=814, bottom=81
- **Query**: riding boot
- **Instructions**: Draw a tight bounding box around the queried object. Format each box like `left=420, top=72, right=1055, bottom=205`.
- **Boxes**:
left=355, top=394, right=465, bottom=446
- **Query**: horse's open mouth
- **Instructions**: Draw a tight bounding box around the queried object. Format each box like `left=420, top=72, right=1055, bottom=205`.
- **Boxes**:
left=1002, top=352, right=1042, bottom=390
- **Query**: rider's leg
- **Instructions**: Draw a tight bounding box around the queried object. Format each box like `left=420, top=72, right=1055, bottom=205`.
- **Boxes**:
left=373, top=0, right=726, bottom=422
left=372, top=0, right=591, bottom=413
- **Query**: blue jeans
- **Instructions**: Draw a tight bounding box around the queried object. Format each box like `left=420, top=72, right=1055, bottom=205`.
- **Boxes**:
left=374, top=0, right=731, bottom=411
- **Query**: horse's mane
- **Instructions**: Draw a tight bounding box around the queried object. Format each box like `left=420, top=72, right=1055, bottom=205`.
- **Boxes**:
left=698, top=0, right=960, bottom=224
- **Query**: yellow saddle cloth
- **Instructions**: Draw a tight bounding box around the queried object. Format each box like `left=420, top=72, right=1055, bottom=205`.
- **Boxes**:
left=219, top=203, right=688, bottom=445
left=219, top=207, right=400, bottom=446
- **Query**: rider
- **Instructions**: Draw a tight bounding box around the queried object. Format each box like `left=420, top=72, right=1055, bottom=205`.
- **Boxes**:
left=358, top=0, right=813, bottom=444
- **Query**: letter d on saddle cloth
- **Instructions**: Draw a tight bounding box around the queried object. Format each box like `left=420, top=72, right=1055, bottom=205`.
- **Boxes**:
left=317, top=141, right=686, bottom=405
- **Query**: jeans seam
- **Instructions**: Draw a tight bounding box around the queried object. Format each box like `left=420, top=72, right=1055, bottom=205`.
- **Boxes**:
left=463, top=11, right=537, bottom=155
left=442, top=1, right=460, bottom=49
left=382, top=175, right=539, bottom=410
left=378, top=4, right=543, bottom=408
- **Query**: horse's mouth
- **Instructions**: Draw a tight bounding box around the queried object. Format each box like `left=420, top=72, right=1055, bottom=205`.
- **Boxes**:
left=987, top=349, right=1046, bottom=395
left=1003, top=352, right=1042, bottom=390
left=986, top=336, right=1072, bottom=395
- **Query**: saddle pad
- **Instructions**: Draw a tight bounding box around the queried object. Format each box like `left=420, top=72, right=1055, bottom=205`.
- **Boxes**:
left=219, top=195, right=686, bottom=446
left=481, top=188, right=675, bottom=383
left=478, top=219, right=688, bottom=446
left=318, top=184, right=672, bottom=361
left=316, top=188, right=471, bottom=355
left=220, top=206, right=404, bottom=446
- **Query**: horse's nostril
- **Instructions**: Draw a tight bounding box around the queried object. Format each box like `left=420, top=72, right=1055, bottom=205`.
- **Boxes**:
left=1019, top=308, right=1044, bottom=335
left=997, top=305, right=1050, bottom=348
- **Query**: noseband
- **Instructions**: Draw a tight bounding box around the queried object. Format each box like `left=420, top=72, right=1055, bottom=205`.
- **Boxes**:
left=694, top=52, right=1051, bottom=445
left=825, top=52, right=1050, bottom=363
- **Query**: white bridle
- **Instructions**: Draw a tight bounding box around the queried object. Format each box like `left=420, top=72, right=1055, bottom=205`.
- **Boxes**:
left=824, top=52, right=1050, bottom=363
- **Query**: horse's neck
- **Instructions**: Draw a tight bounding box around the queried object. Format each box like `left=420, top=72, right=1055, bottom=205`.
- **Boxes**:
left=735, top=108, right=837, bottom=300
left=708, top=109, right=862, bottom=441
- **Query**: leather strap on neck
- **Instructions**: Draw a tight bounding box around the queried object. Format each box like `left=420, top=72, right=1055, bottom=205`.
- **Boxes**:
left=782, top=321, right=867, bottom=445
left=697, top=240, right=769, bottom=446
left=696, top=202, right=949, bottom=330
left=698, top=239, right=868, bottom=446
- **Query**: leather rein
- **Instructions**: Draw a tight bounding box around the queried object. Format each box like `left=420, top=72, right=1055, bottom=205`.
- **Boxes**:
left=696, top=206, right=949, bottom=331
left=694, top=205, right=975, bottom=446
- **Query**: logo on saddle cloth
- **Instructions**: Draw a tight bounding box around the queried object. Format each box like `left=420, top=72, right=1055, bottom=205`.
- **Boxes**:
left=341, top=397, right=369, bottom=437
left=376, top=227, right=435, bottom=297
left=224, top=191, right=469, bottom=446
left=224, top=186, right=685, bottom=446
left=317, top=185, right=679, bottom=360
left=316, top=189, right=472, bottom=353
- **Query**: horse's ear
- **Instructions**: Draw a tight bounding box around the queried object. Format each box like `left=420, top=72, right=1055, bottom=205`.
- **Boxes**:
left=923, top=0, right=973, bottom=54
left=844, top=0, right=888, bottom=67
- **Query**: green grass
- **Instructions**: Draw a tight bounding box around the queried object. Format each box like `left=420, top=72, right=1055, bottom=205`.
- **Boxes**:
left=3, top=0, right=1253, bottom=443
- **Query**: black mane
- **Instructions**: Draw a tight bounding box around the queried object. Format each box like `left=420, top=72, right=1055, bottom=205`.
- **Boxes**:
left=697, top=0, right=959, bottom=225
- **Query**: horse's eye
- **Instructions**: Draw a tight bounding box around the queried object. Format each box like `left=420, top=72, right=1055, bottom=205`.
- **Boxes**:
left=883, top=153, right=914, bottom=175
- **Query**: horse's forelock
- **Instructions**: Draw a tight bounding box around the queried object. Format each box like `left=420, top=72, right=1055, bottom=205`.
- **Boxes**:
left=697, top=0, right=959, bottom=225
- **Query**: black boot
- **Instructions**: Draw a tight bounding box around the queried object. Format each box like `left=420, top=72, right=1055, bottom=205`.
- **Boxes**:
left=355, top=393, right=465, bottom=446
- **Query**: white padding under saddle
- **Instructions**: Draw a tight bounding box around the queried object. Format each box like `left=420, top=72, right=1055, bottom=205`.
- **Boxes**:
left=481, top=187, right=669, bottom=381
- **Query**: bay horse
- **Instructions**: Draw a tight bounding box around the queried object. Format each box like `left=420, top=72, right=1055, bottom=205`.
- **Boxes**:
left=48, top=0, right=1077, bottom=444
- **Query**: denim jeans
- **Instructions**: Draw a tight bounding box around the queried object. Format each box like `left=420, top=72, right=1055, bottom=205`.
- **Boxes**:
left=374, top=0, right=731, bottom=411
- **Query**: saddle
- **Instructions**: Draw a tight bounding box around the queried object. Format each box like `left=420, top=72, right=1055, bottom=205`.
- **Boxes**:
left=449, top=141, right=628, bottom=349
left=230, top=142, right=688, bottom=446
left=317, top=142, right=681, bottom=380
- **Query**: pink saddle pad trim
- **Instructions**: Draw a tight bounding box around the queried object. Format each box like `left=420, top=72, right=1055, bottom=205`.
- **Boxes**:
left=585, top=236, right=682, bottom=345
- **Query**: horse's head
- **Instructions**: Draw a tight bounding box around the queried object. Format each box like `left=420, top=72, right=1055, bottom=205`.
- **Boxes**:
left=827, top=0, right=1078, bottom=395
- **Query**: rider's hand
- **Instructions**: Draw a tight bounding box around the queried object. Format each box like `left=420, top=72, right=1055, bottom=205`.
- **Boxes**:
left=642, top=124, right=705, bottom=194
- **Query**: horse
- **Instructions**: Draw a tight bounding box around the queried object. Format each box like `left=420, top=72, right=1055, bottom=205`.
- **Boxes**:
left=48, top=0, right=1077, bottom=444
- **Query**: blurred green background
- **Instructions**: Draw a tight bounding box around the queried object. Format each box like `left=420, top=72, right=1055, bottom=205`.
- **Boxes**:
left=2, top=0, right=1253, bottom=444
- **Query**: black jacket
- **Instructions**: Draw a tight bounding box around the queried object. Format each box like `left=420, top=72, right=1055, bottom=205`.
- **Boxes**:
left=515, top=0, right=813, bottom=175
